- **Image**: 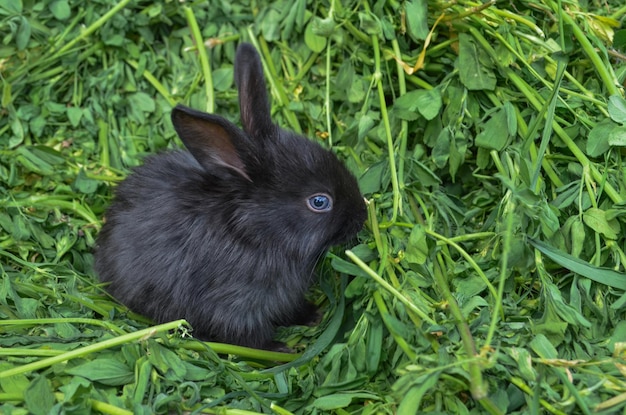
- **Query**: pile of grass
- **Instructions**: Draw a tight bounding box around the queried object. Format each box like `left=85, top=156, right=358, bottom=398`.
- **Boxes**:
left=1, top=0, right=626, bottom=413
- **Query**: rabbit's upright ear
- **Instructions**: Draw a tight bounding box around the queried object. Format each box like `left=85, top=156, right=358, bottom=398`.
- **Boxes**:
left=234, top=43, right=275, bottom=139
left=171, top=105, right=251, bottom=181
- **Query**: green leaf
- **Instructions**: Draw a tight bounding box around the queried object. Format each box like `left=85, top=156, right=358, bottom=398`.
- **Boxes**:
left=311, top=16, right=335, bottom=38
left=49, top=0, right=70, bottom=20
left=544, top=282, right=591, bottom=328
left=416, top=89, right=442, bottom=120
left=10, top=117, right=24, bottom=147
left=357, top=113, right=375, bottom=140
left=393, top=89, right=442, bottom=121
left=359, top=161, right=385, bottom=194
left=608, top=94, right=626, bottom=124
left=24, top=375, right=55, bottom=415
left=583, top=207, right=619, bottom=240
left=29, top=115, right=46, bottom=137
left=529, top=333, right=558, bottom=359
left=475, top=108, right=509, bottom=150
left=553, top=182, right=579, bottom=209
left=504, top=101, right=517, bottom=136
left=530, top=238, right=626, bottom=289
left=132, top=358, right=152, bottom=405
left=457, top=33, right=497, bottom=91
left=66, top=359, right=134, bottom=386
left=510, top=347, right=537, bottom=382
left=405, top=225, right=428, bottom=264
left=538, top=202, right=560, bottom=238
left=0, top=0, right=22, bottom=14
left=331, top=256, right=368, bottom=278
left=29, top=221, right=55, bottom=248
left=212, top=67, right=233, bottom=92
left=305, top=21, right=327, bottom=52
left=365, top=319, right=383, bottom=375
left=11, top=214, right=31, bottom=240
left=608, top=124, right=626, bottom=146
left=73, top=169, right=99, bottom=194
left=460, top=295, right=489, bottom=318
left=128, top=92, right=155, bottom=112
left=405, top=0, right=428, bottom=41
left=58, top=376, right=92, bottom=402
left=30, top=145, right=65, bottom=165
left=50, top=0, right=71, bottom=20
left=313, top=392, right=380, bottom=410
left=587, top=118, right=616, bottom=156
left=16, top=16, right=31, bottom=50
left=454, top=275, right=488, bottom=298
left=67, top=107, right=83, bottom=127
left=147, top=342, right=187, bottom=380
left=570, top=217, right=585, bottom=258
left=432, top=127, right=451, bottom=168
left=397, top=373, right=440, bottom=414
left=104, top=34, right=125, bottom=46
left=533, top=310, right=567, bottom=345
left=358, top=12, right=381, bottom=36
left=0, top=363, right=29, bottom=395
left=260, top=8, right=281, bottom=41
left=347, top=79, right=366, bottom=103
left=393, top=90, right=422, bottom=121
left=608, top=321, right=626, bottom=353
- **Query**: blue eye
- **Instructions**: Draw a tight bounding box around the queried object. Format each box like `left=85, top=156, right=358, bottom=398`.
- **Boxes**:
left=307, top=193, right=332, bottom=212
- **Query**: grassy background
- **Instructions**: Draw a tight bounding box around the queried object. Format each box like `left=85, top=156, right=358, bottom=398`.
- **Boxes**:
left=2, top=0, right=626, bottom=413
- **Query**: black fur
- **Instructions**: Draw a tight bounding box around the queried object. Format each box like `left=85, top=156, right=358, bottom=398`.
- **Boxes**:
left=94, top=43, right=366, bottom=349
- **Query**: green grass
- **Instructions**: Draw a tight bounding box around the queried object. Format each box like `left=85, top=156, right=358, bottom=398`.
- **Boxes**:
left=2, top=0, right=626, bottom=413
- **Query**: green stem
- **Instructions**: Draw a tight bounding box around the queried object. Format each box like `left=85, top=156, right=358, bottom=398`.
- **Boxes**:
left=325, top=40, right=333, bottom=147
left=363, top=1, right=400, bottom=226
left=51, top=10, right=85, bottom=50
left=509, top=377, right=569, bottom=415
left=425, top=229, right=499, bottom=301
left=346, top=250, right=436, bottom=325
left=0, top=320, right=188, bottom=379
left=372, top=291, right=417, bottom=360
left=0, top=318, right=127, bottom=335
left=391, top=38, right=408, bottom=194
left=431, top=254, right=490, bottom=403
left=483, top=204, right=513, bottom=348
left=531, top=59, right=566, bottom=191
left=1, top=196, right=99, bottom=226
left=98, top=119, right=109, bottom=168
left=90, top=398, right=134, bottom=415
left=252, top=33, right=302, bottom=134
left=55, top=0, right=133, bottom=58
left=183, top=6, right=214, bottom=113
left=489, top=8, right=544, bottom=36
left=125, top=59, right=176, bottom=106
left=553, top=3, right=621, bottom=97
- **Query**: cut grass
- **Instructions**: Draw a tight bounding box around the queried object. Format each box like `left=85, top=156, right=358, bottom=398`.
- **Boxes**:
left=1, top=0, right=626, bottom=413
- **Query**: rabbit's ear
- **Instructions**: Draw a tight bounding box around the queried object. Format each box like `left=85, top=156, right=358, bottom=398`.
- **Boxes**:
left=234, top=43, right=275, bottom=139
left=171, top=105, right=251, bottom=181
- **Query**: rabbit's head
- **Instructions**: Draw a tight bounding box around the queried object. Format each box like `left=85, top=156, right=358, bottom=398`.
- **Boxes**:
left=171, top=43, right=366, bottom=261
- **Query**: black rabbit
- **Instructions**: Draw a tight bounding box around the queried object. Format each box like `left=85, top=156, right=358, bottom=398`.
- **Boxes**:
left=94, top=43, right=367, bottom=349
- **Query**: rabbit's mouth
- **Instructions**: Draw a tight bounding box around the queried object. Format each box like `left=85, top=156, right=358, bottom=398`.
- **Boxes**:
left=331, top=214, right=367, bottom=246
